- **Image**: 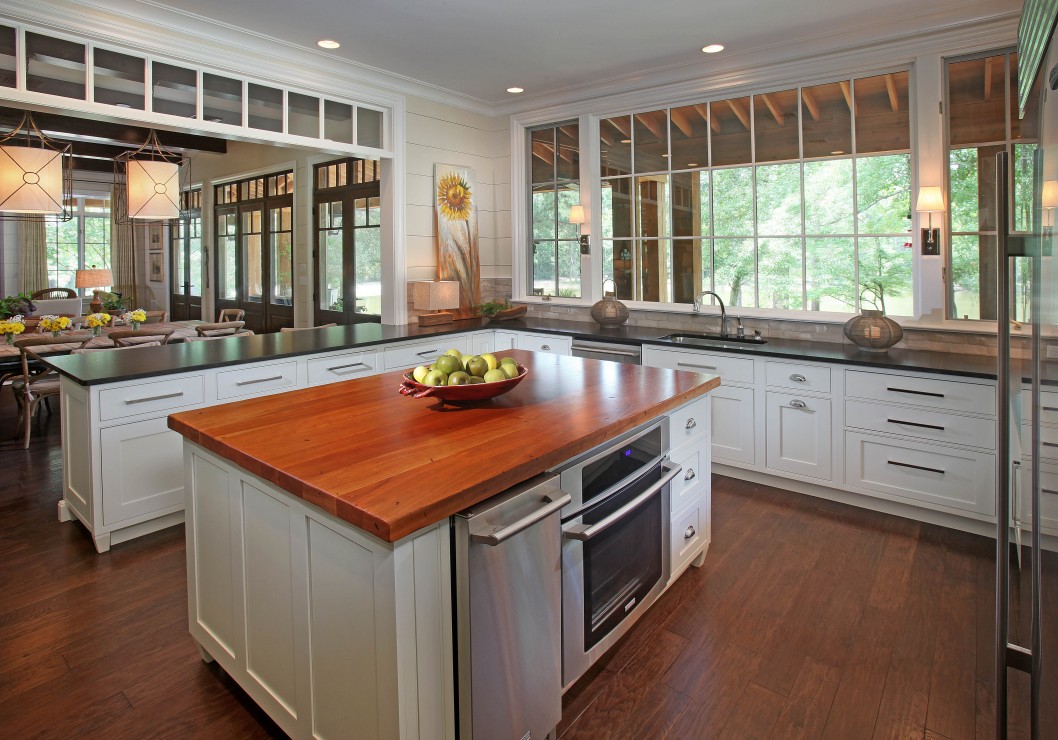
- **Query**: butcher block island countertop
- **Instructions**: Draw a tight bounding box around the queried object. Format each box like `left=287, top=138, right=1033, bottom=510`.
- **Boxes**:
left=167, top=349, right=720, bottom=542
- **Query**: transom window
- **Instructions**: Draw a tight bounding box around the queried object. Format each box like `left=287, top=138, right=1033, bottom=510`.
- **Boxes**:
left=595, top=71, right=914, bottom=316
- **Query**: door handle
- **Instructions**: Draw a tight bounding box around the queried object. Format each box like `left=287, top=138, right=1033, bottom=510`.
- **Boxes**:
left=469, top=492, right=572, bottom=546
left=564, top=463, right=681, bottom=542
left=789, top=399, right=807, bottom=409
left=789, top=373, right=807, bottom=383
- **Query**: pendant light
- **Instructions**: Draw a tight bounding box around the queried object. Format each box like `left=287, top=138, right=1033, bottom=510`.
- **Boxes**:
left=114, top=130, right=188, bottom=222
left=0, top=112, right=73, bottom=220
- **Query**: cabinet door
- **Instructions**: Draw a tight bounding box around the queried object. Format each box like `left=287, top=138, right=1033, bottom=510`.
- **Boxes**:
left=515, top=333, right=571, bottom=355
left=494, top=331, right=517, bottom=351
left=469, top=331, right=494, bottom=356
left=100, top=417, right=186, bottom=525
left=711, top=385, right=756, bottom=466
left=766, top=391, right=832, bottom=481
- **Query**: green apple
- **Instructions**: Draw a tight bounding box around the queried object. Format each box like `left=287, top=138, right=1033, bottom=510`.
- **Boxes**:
left=466, top=356, right=489, bottom=377
left=500, top=362, right=520, bottom=379
left=423, top=369, right=448, bottom=386
left=461, top=354, right=473, bottom=369
left=483, top=368, right=507, bottom=383
left=412, top=365, right=430, bottom=383
left=499, top=357, right=517, bottom=369
left=447, top=371, right=470, bottom=385
left=468, top=376, right=485, bottom=384
left=435, top=354, right=462, bottom=375
left=444, top=348, right=462, bottom=359
left=480, top=353, right=498, bottom=371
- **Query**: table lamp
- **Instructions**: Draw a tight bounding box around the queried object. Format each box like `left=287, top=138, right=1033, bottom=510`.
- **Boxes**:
left=413, top=280, right=459, bottom=326
left=76, top=267, right=114, bottom=313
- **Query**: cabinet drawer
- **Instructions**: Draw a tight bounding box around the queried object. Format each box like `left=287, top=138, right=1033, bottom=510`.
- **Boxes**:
left=766, top=361, right=831, bottom=393
left=516, top=333, right=571, bottom=355
left=99, top=374, right=204, bottom=422
left=644, top=347, right=754, bottom=385
left=845, top=431, right=995, bottom=517
left=216, top=361, right=298, bottom=400
left=1022, top=389, right=1058, bottom=426
left=306, top=349, right=378, bottom=386
left=845, top=369, right=995, bottom=416
left=1020, top=424, right=1058, bottom=462
left=671, top=504, right=705, bottom=575
left=669, top=441, right=706, bottom=515
left=846, top=398, right=996, bottom=450
left=670, top=395, right=710, bottom=447
left=383, top=336, right=469, bottom=371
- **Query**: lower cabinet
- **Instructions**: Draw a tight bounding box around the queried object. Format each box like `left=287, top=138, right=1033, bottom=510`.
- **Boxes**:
left=711, top=385, right=756, bottom=466
left=666, top=398, right=711, bottom=585
left=100, top=417, right=186, bottom=525
left=765, top=391, right=832, bottom=481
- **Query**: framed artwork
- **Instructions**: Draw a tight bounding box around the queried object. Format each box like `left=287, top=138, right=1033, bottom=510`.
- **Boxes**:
left=149, top=223, right=163, bottom=251
left=434, top=163, right=480, bottom=317
left=149, top=252, right=164, bottom=282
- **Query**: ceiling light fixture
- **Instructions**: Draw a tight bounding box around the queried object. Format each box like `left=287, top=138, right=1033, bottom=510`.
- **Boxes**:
left=317, top=39, right=340, bottom=49
left=114, top=129, right=189, bottom=223
left=687, top=162, right=698, bottom=167
left=701, top=44, right=725, bottom=54
left=507, top=87, right=524, bottom=94
left=620, top=138, right=632, bottom=144
left=0, top=112, right=73, bottom=221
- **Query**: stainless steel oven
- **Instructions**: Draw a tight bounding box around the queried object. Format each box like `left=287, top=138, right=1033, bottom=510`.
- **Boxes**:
left=557, top=419, right=680, bottom=687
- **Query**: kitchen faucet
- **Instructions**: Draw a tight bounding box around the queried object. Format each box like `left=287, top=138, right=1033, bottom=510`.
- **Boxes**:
left=692, top=290, right=729, bottom=338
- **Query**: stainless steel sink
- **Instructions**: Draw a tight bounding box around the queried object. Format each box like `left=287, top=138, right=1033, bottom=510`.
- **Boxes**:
left=657, top=332, right=767, bottom=345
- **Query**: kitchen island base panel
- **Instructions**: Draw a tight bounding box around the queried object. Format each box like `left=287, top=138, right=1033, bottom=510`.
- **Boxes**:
left=184, top=443, right=455, bottom=740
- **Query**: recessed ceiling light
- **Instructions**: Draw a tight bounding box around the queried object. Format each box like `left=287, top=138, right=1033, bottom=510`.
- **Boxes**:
left=620, top=138, right=632, bottom=144
left=831, top=150, right=844, bottom=155
left=687, top=162, right=698, bottom=167
left=317, top=39, right=340, bottom=49
left=661, top=153, right=671, bottom=158
left=701, top=44, right=725, bottom=54
left=507, top=87, right=524, bottom=94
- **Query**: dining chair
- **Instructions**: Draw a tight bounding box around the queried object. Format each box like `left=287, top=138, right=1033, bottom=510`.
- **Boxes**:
left=217, top=308, right=245, bottom=323
left=71, top=342, right=161, bottom=353
left=30, top=287, right=77, bottom=300
left=109, top=328, right=175, bottom=346
left=12, top=333, right=92, bottom=448
left=144, top=310, right=168, bottom=323
left=195, top=321, right=250, bottom=337
left=279, top=323, right=338, bottom=332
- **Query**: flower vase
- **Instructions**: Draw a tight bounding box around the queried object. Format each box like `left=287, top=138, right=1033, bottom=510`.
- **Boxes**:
left=5, top=334, right=12, bottom=345
left=52, top=331, right=60, bottom=337
left=92, top=327, right=102, bottom=337
left=131, top=321, right=141, bottom=331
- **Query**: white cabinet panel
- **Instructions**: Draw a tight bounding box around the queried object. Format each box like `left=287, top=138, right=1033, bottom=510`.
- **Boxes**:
left=766, top=391, right=832, bottom=481
left=670, top=504, right=704, bottom=577
left=845, top=369, right=995, bottom=416
left=710, top=385, right=756, bottom=466
left=384, top=335, right=469, bottom=370
left=669, top=445, right=703, bottom=515
left=493, top=331, right=517, bottom=351
left=643, top=346, right=753, bottom=384
left=99, top=374, right=204, bottom=421
left=306, top=349, right=378, bottom=386
left=765, top=360, right=831, bottom=393
left=515, top=332, right=571, bottom=355
left=189, top=453, right=237, bottom=660
left=217, top=361, right=298, bottom=401
left=670, top=395, right=710, bottom=448
left=846, top=398, right=996, bottom=450
left=100, top=417, right=185, bottom=525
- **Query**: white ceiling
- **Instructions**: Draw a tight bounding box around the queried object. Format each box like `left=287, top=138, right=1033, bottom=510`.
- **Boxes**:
left=148, top=0, right=1018, bottom=105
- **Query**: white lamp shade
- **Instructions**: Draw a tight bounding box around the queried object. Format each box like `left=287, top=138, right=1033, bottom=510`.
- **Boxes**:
left=413, top=280, right=460, bottom=311
left=569, top=204, right=586, bottom=225
left=75, top=268, right=114, bottom=289
left=915, top=186, right=945, bottom=213
left=126, top=159, right=180, bottom=219
left=0, top=146, right=65, bottom=214
left=1043, top=180, right=1058, bottom=209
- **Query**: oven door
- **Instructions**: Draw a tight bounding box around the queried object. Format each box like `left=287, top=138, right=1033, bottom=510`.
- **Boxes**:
left=561, top=460, right=680, bottom=688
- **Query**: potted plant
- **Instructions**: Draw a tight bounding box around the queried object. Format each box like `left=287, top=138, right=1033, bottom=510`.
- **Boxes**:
left=0, top=293, right=36, bottom=320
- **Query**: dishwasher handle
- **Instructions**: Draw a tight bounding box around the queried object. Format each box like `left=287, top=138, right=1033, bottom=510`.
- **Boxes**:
left=469, top=492, right=572, bottom=546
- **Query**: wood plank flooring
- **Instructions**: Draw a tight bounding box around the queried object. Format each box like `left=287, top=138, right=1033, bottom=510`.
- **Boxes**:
left=0, top=387, right=1051, bottom=738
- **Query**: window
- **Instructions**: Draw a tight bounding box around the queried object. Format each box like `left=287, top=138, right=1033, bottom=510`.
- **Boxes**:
left=946, top=50, right=1039, bottom=321
left=529, top=121, right=581, bottom=298
left=45, top=196, right=110, bottom=291
left=598, top=72, right=914, bottom=316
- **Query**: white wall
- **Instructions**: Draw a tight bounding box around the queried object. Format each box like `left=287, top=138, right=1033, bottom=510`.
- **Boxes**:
left=0, top=219, right=19, bottom=296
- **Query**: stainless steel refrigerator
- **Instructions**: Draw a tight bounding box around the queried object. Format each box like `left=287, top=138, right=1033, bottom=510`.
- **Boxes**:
left=996, top=5, right=1058, bottom=737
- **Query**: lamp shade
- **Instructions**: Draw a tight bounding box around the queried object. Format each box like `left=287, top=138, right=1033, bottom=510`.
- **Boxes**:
left=1043, top=180, right=1058, bottom=210
left=75, top=268, right=114, bottom=290
left=915, top=186, right=945, bottom=213
left=569, top=204, right=586, bottom=225
left=413, top=280, right=459, bottom=311
left=0, top=146, right=65, bottom=214
left=126, top=159, right=180, bottom=219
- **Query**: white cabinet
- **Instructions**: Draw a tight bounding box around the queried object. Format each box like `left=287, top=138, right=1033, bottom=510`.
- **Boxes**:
left=383, top=335, right=469, bottom=371
left=514, top=332, right=572, bottom=355
left=100, top=417, right=186, bottom=525
left=216, top=361, right=299, bottom=400
left=493, top=331, right=517, bottom=351
left=467, top=330, right=494, bottom=356
left=766, top=391, right=832, bottom=481
left=305, top=349, right=378, bottom=386
left=666, top=396, right=711, bottom=584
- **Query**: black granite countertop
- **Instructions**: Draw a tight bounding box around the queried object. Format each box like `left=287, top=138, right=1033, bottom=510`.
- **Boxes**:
left=43, top=315, right=1013, bottom=387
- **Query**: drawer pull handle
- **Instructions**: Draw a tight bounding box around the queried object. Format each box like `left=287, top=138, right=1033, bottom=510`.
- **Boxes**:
left=789, top=373, right=807, bottom=383
left=887, top=460, right=945, bottom=475
left=328, top=362, right=369, bottom=373
left=678, top=362, right=718, bottom=371
left=789, top=399, right=807, bottom=409
left=541, top=344, right=551, bottom=351
left=125, top=391, right=184, bottom=405
left=1043, top=406, right=1058, bottom=412
left=886, top=386, right=944, bottom=398
left=416, top=348, right=440, bottom=357
left=1044, top=442, right=1058, bottom=448
left=886, top=418, right=945, bottom=431
left=684, top=525, right=696, bottom=540
left=685, top=418, right=697, bottom=430
left=684, top=468, right=696, bottom=481
left=1043, top=488, right=1058, bottom=496
left=236, top=375, right=285, bottom=387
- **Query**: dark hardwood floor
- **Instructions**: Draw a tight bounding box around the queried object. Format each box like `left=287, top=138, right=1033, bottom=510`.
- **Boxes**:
left=0, top=387, right=1049, bottom=738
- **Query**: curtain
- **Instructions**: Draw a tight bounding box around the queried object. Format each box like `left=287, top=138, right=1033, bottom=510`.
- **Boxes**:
left=19, top=217, right=48, bottom=294
left=111, top=184, right=137, bottom=307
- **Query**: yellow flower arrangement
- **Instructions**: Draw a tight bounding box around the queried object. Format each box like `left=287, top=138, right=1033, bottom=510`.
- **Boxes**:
left=38, top=315, right=71, bottom=334
left=436, top=173, right=473, bottom=222
left=84, top=313, right=112, bottom=329
left=121, top=309, right=147, bottom=328
left=0, top=316, right=26, bottom=344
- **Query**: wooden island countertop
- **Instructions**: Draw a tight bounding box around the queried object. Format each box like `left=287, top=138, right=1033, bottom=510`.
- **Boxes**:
left=167, top=350, right=719, bottom=542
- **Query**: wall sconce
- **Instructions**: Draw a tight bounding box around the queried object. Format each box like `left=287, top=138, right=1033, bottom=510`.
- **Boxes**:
left=114, top=130, right=188, bottom=223
left=569, top=204, right=590, bottom=255
left=915, top=186, right=945, bottom=256
left=0, top=112, right=73, bottom=221
left=1042, top=179, right=1058, bottom=228
left=413, top=280, right=459, bottom=326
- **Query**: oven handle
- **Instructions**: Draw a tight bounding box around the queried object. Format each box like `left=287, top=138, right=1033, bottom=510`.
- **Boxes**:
left=469, top=492, right=572, bottom=546
left=563, top=462, right=681, bottom=542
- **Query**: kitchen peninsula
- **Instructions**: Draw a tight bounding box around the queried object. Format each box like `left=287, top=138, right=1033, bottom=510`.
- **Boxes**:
left=167, top=351, right=718, bottom=739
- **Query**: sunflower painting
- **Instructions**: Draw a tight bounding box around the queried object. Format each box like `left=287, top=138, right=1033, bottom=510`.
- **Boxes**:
left=434, top=164, right=480, bottom=317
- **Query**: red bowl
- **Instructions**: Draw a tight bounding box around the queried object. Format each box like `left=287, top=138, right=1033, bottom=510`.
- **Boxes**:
left=398, top=364, right=527, bottom=404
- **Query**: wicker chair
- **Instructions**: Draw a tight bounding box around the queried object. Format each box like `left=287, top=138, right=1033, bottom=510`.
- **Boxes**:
left=12, top=333, right=92, bottom=448
left=144, top=310, right=168, bottom=323
left=217, top=308, right=245, bottom=323
left=109, top=328, right=175, bottom=347
left=195, top=321, right=250, bottom=337
left=31, top=288, right=77, bottom=300
left=72, top=342, right=161, bottom=353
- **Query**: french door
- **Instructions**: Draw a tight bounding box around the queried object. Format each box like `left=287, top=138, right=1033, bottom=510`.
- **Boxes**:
left=313, top=158, right=382, bottom=326
left=170, top=189, right=202, bottom=320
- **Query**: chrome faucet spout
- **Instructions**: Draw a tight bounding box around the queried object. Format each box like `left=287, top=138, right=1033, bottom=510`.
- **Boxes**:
left=692, top=290, right=729, bottom=337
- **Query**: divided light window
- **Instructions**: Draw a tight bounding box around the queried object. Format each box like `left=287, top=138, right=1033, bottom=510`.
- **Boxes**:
left=598, top=72, right=913, bottom=315
left=529, top=121, right=581, bottom=298
left=946, top=50, right=1038, bottom=321
left=45, top=196, right=110, bottom=292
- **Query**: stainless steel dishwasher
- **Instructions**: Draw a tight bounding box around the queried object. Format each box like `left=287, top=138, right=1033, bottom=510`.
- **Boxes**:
left=453, top=474, right=571, bottom=739
left=570, top=338, right=641, bottom=364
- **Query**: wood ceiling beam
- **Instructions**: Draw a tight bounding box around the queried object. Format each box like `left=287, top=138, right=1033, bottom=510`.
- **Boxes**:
left=801, top=88, right=821, bottom=122
left=839, top=81, right=853, bottom=111
left=635, top=113, right=665, bottom=141
left=726, top=98, right=750, bottom=130
left=606, top=116, right=631, bottom=139
left=531, top=141, right=555, bottom=166
left=695, top=103, right=721, bottom=133
left=670, top=107, right=695, bottom=137
left=884, top=74, right=899, bottom=113
left=759, top=93, right=784, bottom=126
left=983, top=58, right=993, bottom=100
